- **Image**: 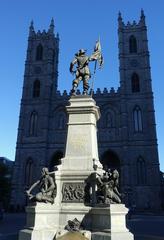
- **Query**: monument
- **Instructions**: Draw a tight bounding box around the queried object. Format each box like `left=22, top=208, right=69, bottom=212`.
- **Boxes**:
left=19, top=43, right=133, bottom=240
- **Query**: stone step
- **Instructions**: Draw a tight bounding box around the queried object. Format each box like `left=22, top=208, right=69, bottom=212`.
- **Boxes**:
left=91, top=232, right=111, bottom=240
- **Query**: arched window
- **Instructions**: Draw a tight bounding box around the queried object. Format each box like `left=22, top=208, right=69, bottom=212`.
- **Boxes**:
left=33, top=79, right=40, bottom=98
left=129, top=35, right=137, bottom=53
left=137, top=157, right=146, bottom=185
left=106, top=112, right=113, bottom=128
left=101, top=150, right=120, bottom=172
left=36, top=44, right=43, bottom=61
left=24, top=158, right=34, bottom=186
left=58, top=113, right=66, bottom=129
left=131, top=73, right=140, bottom=92
left=133, top=106, right=143, bottom=132
left=29, top=111, right=38, bottom=136
left=100, top=150, right=121, bottom=191
left=49, top=151, right=63, bottom=171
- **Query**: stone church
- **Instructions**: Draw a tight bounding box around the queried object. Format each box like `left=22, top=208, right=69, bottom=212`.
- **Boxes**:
left=11, top=11, right=161, bottom=211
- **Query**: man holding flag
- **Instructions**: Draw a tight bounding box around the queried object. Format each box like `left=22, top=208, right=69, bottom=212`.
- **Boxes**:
left=69, top=39, right=103, bottom=95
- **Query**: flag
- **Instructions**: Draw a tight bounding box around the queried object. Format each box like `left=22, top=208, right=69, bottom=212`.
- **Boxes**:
left=91, top=38, right=104, bottom=68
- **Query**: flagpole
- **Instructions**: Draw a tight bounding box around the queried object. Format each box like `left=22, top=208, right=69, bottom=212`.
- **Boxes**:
left=90, top=59, right=97, bottom=97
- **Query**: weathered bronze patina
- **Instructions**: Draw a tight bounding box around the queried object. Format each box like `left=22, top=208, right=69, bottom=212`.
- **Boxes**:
left=56, top=232, right=89, bottom=240
left=26, top=167, right=57, bottom=203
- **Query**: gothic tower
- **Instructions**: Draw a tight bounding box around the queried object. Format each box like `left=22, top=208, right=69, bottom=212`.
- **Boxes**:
left=11, top=11, right=161, bottom=210
left=118, top=10, right=160, bottom=209
left=10, top=19, right=59, bottom=207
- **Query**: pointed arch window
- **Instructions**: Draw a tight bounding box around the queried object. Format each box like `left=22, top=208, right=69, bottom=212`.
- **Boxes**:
left=133, top=106, right=143, bottom=132
left=49, top=151, right=63, bottom=171
left=106, top=112, right=113, bottom=128
left=137, top=157, right=146, bottom=185
left=36, top=44, right=43, bottom=61
left=58, top=113, right=66, bottom=129
left=24, top=158, right=34, bottom=186
left=33, top=79, right=40, bottom=98
left=29, top=111, right=38, bottom=136
left=129, top=35, right=137, bottom=53
left=131, top=73, right=140, bottom=92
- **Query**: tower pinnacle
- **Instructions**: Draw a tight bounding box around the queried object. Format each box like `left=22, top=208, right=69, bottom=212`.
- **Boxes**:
left=118, top=11, right=124, bottom=28
left=140, top=9, right=146, bottom=25
left=29, top=20, right=35, bottom=36
left=49, top=18, right=54, bottom=34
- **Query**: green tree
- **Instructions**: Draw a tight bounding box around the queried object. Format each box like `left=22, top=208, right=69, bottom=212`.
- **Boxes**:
left=0, top=162, right=11, bottom=210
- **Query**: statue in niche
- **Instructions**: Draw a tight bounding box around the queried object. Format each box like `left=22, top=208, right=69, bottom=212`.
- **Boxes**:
left=26, top=167, right=57, bottom=204
left=70, top=40, right=103, bottom=95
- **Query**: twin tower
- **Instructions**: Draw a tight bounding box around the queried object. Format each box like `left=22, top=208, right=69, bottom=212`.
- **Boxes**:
left=11, top=11, right=161, bottom=211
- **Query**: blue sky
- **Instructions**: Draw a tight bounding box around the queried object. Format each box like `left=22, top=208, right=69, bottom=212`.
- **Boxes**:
left=0, top=0, right=164, bottom=170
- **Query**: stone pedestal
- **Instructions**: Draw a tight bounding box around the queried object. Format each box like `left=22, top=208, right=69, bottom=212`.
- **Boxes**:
left=19, top=203, right=58, bottom=240
left=91, top=204, right=133, bottom=240
left=53, top=96, right=103, bottom=230
left=61, top=95, right=102, bottom=171
left=19, top=96, right=133, bottom=240
left=19, top=96, right=102, bottom=240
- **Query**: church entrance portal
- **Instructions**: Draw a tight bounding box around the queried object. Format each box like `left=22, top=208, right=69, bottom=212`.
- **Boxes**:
left=100, top=150, right=120, bottom=172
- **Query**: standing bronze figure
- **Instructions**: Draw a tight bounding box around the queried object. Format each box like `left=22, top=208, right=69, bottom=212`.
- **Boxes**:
left=70, top=40, right=103, bottom=95
left=70, top=49, right=93, bottom=95
left=97, top=169, right=121, bottom=204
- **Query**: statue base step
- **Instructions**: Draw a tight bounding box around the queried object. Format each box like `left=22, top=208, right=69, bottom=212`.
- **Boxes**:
left=92, top=232, right=133, bottom=240
left=19, top=229, right=55, bottom=240
left=19, top=203, right=133, bottom=240
left=19, top=203, right=58, bottom=240
left=86, top=204, right=133, bottom=240
left=89, top=204, right=131, bottom=232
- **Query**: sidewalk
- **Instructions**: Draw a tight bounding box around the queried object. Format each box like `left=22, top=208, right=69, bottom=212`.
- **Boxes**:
left=0, top=213, right=25, bottom=239
left=0, top=213, right=164, bottom=240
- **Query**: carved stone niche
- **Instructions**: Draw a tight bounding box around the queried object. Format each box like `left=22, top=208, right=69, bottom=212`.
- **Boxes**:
left=62, top=182, right=85, bottom=203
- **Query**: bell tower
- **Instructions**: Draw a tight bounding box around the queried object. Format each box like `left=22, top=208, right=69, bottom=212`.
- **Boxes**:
left=10, top=20, right=59, bottom=208
left=118, top=9, right=152, bottom=94
left=24, top=18, right=59, bottom=99
left=118, top=10, right=161, bottom=209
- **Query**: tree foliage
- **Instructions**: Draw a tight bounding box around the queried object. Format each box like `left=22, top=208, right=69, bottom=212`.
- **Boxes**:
left=0, top=162, right=11, bottom=210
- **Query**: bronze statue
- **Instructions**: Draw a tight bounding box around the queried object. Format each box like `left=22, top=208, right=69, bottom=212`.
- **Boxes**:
left=70, top=40, right=103, bottom=95
left=26, top=167, right=57, bottom=204
left=87, top=166, right=121, bottom=205
left=97, top=169, right=121, bottom=204
left=87, top=162, right=101, bottom=206
left=70, top=49, right=94, bottom=95
left=65, top=218, right=81, bottom=232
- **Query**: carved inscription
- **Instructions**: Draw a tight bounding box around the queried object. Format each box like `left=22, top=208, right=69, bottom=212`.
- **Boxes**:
left=62, top=182, right=85, bottom=202
left=69, top=135, right=86, bottom=152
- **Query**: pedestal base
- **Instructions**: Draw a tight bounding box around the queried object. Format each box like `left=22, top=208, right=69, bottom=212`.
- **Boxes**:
left=19, top=203, right=133, bottom=240
left=19, top=203, right=58, bottom=240
left=19, top=203, right=93, bottom=240
left=90, top=204, right=133, bottom=240
left=19, top=97, right=133, bottom=240
left=92, top=232, right=133, bottom=240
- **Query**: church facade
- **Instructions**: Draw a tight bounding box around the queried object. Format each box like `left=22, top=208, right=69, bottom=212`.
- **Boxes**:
left=11, top=11, right=161, bottom=211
